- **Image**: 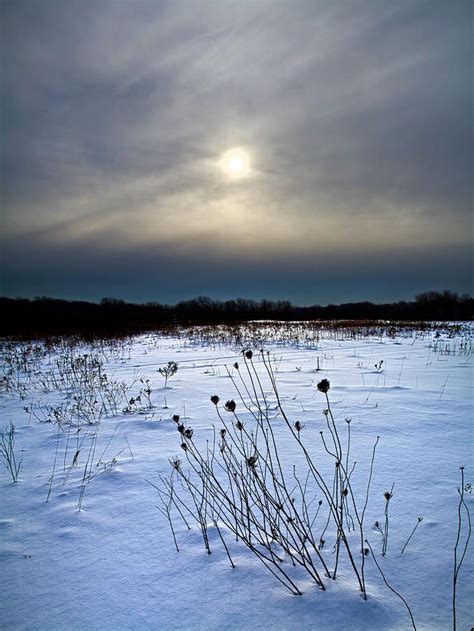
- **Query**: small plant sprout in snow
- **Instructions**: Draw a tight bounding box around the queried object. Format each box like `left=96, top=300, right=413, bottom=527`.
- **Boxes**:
left=158, top=361, right=178, bottom=388
left=0, top=422, right=22, bottom=483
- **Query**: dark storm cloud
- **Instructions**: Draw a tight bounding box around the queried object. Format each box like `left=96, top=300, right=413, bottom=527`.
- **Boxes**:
left=1, top=0, right=472, bottom=303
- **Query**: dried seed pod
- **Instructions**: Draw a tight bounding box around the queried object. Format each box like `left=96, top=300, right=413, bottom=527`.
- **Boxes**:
left=224, top=400, right=236, bottom=413
left=317, top=379, right=330, bottom=393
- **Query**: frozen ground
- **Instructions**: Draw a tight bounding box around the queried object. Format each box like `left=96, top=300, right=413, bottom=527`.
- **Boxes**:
left=0, top=323, right=472, bottom=630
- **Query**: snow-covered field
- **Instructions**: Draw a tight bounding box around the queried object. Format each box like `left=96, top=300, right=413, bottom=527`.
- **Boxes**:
left=1, top=323, right=472, bottom=630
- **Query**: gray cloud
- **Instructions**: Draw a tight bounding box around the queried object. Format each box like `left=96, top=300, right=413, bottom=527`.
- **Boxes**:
left=1, top=0, right=472, bottom=303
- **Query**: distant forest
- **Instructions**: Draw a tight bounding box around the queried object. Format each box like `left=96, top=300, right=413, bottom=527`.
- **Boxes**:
left=0, top=290, right=471, bottom=337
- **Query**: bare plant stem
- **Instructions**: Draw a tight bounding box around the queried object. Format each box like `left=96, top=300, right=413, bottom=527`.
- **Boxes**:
left=157, top=350, right=388, bottom=600
left=401, top=517, right=423, bottom=554
left=366, top=540, right=417, bottom=631
left=453, top=466, right=472, bottom=631
left=0, top=422, right=22, bottom=483
left=46, top=424, right=61, bottom=502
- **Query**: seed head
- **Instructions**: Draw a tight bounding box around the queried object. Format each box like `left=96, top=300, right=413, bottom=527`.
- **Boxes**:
left=225, top=399, right=236, bottom=413
left=172, top=414, right=180, bottom=423
left=247, top=455, right=257, bottom=468
left=210, top=395, right=220, bottom=405
left=170, top=457, right=181, bottom=470
left=317, top=379, right=330, bottom=394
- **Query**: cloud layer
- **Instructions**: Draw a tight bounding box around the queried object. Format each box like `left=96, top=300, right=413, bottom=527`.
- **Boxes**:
left=1, top=0, right=472, bottom=303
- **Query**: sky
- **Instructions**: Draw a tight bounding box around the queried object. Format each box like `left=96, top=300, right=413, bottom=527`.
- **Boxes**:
left=1, top=0, right=472, bottom=306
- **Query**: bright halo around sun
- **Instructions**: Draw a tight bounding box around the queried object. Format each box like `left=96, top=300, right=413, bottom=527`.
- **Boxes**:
left=220, top=147, right=251, bottom=179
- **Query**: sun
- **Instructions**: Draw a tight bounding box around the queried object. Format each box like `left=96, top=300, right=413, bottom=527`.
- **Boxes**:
left=220, top=147, right=251, bottom=179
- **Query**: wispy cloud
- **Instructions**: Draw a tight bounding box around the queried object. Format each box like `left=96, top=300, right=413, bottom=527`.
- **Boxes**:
left=1, top=0, right=471, bottom=302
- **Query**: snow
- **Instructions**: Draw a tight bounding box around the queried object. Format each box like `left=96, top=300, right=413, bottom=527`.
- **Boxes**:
left=1, top=324, right=472, bottom=630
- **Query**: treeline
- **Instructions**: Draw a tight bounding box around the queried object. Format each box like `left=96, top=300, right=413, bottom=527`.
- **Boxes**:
left=0, top=290, right=472, bottom=336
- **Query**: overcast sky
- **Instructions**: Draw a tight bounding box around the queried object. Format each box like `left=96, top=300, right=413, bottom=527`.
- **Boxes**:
left=1, top=0, right=472, bottom=305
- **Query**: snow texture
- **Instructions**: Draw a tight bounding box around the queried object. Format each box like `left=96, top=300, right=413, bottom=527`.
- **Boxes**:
left=1, top=324, right=472, bottom=630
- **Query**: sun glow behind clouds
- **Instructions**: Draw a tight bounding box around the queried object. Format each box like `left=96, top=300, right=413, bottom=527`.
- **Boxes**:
left=219, top=147, right=251, bottom=179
